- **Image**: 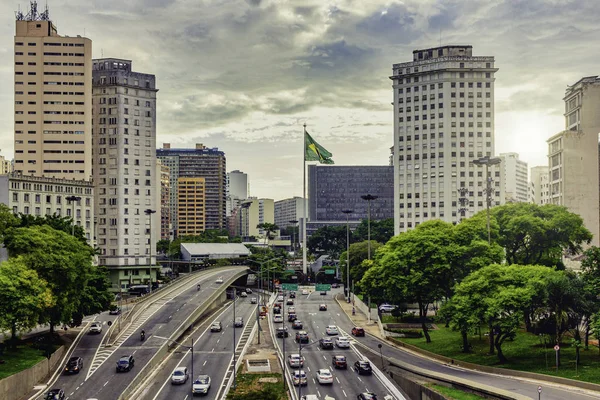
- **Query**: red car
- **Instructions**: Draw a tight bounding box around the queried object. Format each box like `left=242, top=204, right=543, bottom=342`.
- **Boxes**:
left=351, top=327, right=365, bottom=337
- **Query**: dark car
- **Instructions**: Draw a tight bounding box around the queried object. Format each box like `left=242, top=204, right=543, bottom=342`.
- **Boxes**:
left=354, top=360, right=372, bottom=375
left=292, top=320, right=303, bottom=329
left=332, top=355, right=347, bottom=369
left=109, top=306, right=121, bottom=315
left=351, top=327, right=365, bottom=337
left=357, top=393, right=377, bottom=400
left=289, top=292, right=296, bottom=298
left=64, top=356, right=83, bottom=374
left=276, top=327, right=289, bottom=338
left=286, top=299, right=294, bottom=305
left=319, top=304, right=327, bottom=311
left=45, top=389, right=65, bottom=400
left=273, top=306, right=281, bottom=315
left=295, top=331, right=309, bottom=343
left=116, top=355, right=135, bottom=372
left=288, top=313, right=298, bottom=322
left=331, top=283, right=339, bottom=288
left=319, top=337, right=333, bottom=349
left=320, top=291, right=327, bottom=295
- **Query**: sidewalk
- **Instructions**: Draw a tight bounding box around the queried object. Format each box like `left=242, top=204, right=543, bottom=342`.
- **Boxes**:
left=335, top=294, right=384, bottom=339
left=242, top=316, right=282, bottom=374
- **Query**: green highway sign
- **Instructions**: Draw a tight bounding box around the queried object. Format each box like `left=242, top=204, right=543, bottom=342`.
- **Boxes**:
left=286, top=269, right=296, bottom=273
left=282, top=283, right=299, bottom=291
left=324, top=269, right=336, bottom=275
left=315, top=284, right=331, bottom=291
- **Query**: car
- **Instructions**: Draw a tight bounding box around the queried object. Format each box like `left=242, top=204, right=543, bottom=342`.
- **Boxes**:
left=292, top=369, right=308, bottom=386
left=335, top=336, right=351, bottom=348
left=354, top=360, right=372, bottom=375
left=192, top=374, right=211, bottom=395
left=319, top=337, right=333, bottom=349
left=246, top=288, right=253, bottom=293
left=240, top=291, right=248, bottom=298
left=273, top=306, right=281, bottom=315
left=295, top=331, right=309, bottom=343
left=302, top=289, right=309, bottom=295
left=316, top=368, right=334, bottom=384
left=109, top=306, right=121, bottom=315
left=276, top=327, right=289, bottom=338
left=171, top=366, right=189, bottom=384
left=378, top=303, right=398, bottom=313
left=210, top=321, right=222, bottom=332
left=319, top=304, right=327, bottom=311
left=273, top=315, right=284, bottom=323
left=64, top=356, right=83, bottom=374
left=234, top=317, right=244, bottom=327
left=357, top=393, right=378, bottom=400
left=332, top=355, right=347, bottom=369
left=331, top=283, right=339, bottom=288
left=352, top=327, right=365, bottom=337
left=288, top=306, right=296, bottom=313
left=289, top=291, right=296, bottom=298
left=288, top=313, right=297, bottom=322
left=44, top=389, right=65, bottom=400
left=116, top=355, right=134, bottom=372
left=89, top=322, right=102, bottom=334
left=288, top=353, right=304, bottom=367
left=286, top=299, right=294, bottom=305
left=320, top=291, right=327, bottom=295
left=292, top=320, right=303, bottom=329
left=215, top=277, right=224, bottom=284
left=277, top=295, right=284, bottom=302
left=325, top=325, right=338, bottom=335
left=250, top=297, right=257, bottom=304
left=300, top=396, right=320, bottom=400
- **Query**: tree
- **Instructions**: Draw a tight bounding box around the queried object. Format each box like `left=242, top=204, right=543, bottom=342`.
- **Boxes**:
left=307, top=225, right=348, bottom=259
left=0, top=204, right=19, bottom=242
left=0, top=257, right=53, bottom=344
left=157, top=239, right=170, bottom=255
left=3, top=225, right=95, bottom=333
left=76, top=265, right=113, bottom=318
left=490, top=203, right=592, bottom=267
left=17, top=213, right=87, bottom=242
left=580, top=246, right=600, bottom=348
left=257, top=223, right=279, bottom=247
left=339, top=240, right=383, bottom=291
left=352, top=218, right=394, bottom=244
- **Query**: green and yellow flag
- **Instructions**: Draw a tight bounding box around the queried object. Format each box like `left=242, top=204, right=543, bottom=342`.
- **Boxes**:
left=305, top=130, right=334, bottom=164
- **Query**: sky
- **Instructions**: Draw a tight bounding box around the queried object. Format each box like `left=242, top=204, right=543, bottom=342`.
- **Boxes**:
left=0, top=0, right=598, bottom=200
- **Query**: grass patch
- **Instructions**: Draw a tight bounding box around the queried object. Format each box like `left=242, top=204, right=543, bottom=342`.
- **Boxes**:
left=0, top=344, right=47, bottom=379
left=227, top=372, right=287, bottom=400
left=426, top=383, right=485, bottom=399
left=393, top=325, right=600, bottom=384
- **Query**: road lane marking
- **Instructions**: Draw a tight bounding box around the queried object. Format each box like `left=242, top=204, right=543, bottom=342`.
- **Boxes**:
left=203, top=360, right=207, bottom=366
left=336, top=377, right=340, bottom=383
left=342, top=389, right=347, bottom=397
left=104, top=380, right=109, bottom=386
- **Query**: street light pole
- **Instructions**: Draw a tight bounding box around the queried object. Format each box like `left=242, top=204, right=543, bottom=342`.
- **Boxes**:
left=289, top=220, right=299, bottom=256
left=361, top=194, right=378, bottom=260
left=297, top=340, right=319, bottom=399
left=341, top=209, right=352, bottom=303
left=471, top=156, right=501, bottom=244
left=66, top=195, right=81, bottom=236
left=250, top=257, right=282, bottom=345
left=233, top=288, right=237, bottom=389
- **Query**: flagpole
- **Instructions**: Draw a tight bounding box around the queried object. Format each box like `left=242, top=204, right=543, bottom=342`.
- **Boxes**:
left=302, top=123, right=308, bottom=276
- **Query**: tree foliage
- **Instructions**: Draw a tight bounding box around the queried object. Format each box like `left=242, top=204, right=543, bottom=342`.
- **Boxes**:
left=307, top=225, right=348, bottom=258
left=352, top=218, right=394, bottom=244
left=17, top=213, right=87, bottom=242
left=0, top=204, right=19, bottom=242
left=339, top=240, right=382, bottom=291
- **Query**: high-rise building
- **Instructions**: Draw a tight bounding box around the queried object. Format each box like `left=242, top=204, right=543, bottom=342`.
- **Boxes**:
left=226, top=169, right=248, bottom=219
left=240, top=197, right=274, bottom=239
left=391, top=45, right=502, bottom=234
left=274, top=196, right=304, bottom=229
left=14, top=3, right=92, bottom=181
left=157, top=143, right=227, bottom=234
left=0, top=155, right=12, bottom=174
left=92, top=58, right=159, bottom=288
left=177, top=177, right=206, bottom=236
left=529, top=166, right=550, bottom=205
left=547, top=76, right=600, bottom=246
left=157, top=159, right=171, bottom=241
left=499, top=152, right=528, bottom=203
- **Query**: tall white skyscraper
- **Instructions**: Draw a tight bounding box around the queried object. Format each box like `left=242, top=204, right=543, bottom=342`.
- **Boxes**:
left=499, top=152, right=528, bottom=203
left=391, top=45, right=502, bottom=233
left=529, top=165, right=549, bottom=205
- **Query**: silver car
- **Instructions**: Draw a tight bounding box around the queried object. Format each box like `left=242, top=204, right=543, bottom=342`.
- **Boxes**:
left=192, top=375, right=211, bottom=395
left=171, top=366, right=188, bottom=384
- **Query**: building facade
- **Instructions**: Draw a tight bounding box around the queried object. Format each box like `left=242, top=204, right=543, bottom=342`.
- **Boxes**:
left=239, top=197, right=274, bottom=239
left=529, top=165, right=550, bottom=205
left=274, top=196, right=304, bottom=229
left=177, top=177, right=206, bottom=236
left=157, top=143, right=227, bottom=234
left=157, top=159, right=171, bottom=241
left=308, top=165, right=394, bottom=224
left=391, top=45, right=502, bottom=233
left=92, top=58, right=159, bottom=288
left=0, top=155, right=12, bottom=174
left=499, top=152, right=528, bottom=203
left=14, top=5, right=92, bottom=181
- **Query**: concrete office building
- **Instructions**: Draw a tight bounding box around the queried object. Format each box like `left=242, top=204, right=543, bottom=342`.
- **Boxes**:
left=499, top=152, right=528, bottom=203
left=547, top=76, right=600, bottom=246
left=274, top=196, right=304, bottom=229
left=529, top=166, right=550, bottom=205
left=157, top=143, right=226, bottom=234
left=226, top=169, right=248, bottom=219
left=239, top=197, right=274, bottom=239
left=177, top=177, right=206, bottom=236
left=157, top=159, right=171, bottom=241
left=391, top=45, right=502, bottom=234
left=13, top=3, right=92, bottom=181
left=92, top=58, right=159, bottom=288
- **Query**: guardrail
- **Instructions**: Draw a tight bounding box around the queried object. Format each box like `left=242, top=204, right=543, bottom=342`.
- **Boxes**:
left=118, top=267, right=250, bottom=400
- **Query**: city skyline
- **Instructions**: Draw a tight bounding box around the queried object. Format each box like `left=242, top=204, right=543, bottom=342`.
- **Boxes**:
left=2, top=0, right=599, bottom=200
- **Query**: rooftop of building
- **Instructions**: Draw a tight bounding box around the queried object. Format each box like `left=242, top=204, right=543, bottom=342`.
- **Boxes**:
left=564, top=76, right=600, bottom=99
left=180, top=242, right=251, bottom=256
left=157, top=143, right=225, bottom=156
left=392, top=44, right=495, bottom=69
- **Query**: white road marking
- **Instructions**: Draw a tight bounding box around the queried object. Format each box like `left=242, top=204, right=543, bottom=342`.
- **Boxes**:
left=336, top=377, right=340, bottom=383
left=342, top=389, right=348, bottom=397
left=203, top=360, right=207, bottom=366
left=104, top=380, right=109, bottom=387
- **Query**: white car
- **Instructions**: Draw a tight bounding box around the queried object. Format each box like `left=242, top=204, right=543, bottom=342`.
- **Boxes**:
left=277, top=295, right=284, bottom=302
left=292, top=369, right=307, bottom=386
left=273, top=315, right=284, bottom=323
left=192, top=374, right=211, bottom=394
left=288, top=354, right=304, bottom=367
left=240, top=291, right=247, bottom=298
left=316, top=368, right=334, bottom=384
left=288, top=307, right=296, bottom=314
left=171, top=366, right=188, bottom=384
left=335, top=336, right=351, bottom=348
left=325, top=325, right=338, bottom=335
left=302, top=289, right=309, bottom=295
left=250, top=297, right=257, bottom=304
left=89, top=322, right=102, bottom=334
left=215, top=277, right=224, bottom=284
left=378, top=303, right=398, bottom=312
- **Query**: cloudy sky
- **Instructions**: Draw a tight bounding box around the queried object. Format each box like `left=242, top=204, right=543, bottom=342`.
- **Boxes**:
left=0, top=0, right=597, bottom=200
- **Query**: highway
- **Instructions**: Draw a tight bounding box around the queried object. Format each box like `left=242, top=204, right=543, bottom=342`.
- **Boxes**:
left=38, top=267, right=247, bottom=400
left=270, top=289, right=406, bottom=400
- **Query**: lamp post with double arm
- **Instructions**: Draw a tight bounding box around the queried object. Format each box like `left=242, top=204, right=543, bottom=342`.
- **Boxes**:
left=65, top=195, right=81, bottom=236
left=471, top=156, right=501, bottom=244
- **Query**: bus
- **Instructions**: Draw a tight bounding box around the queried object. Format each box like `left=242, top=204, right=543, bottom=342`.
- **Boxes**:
left=128, top=285, right=150, bottom=297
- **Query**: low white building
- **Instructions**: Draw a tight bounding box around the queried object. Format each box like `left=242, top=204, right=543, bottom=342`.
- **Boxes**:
left=180, top=243, right=251, bottom=261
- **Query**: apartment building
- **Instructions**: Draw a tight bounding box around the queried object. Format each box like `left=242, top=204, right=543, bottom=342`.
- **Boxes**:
left=499, top=152, right=528, bottom=203
left=391, top=45, right=503, bottom=234
left=274, top=196, right=304, bottom=229
left=529, top=165, right=550, bottom=205
left=239, top=197, right=274, bottom=239
left=177, top=177, right=206, bottom=236
left=157, top=159, right=171, bottom=241
left=0, top=155, right=12, bottom=174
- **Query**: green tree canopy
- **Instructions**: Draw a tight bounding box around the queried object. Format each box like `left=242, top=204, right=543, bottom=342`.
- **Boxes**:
left=307, top=225, right=348, bottom=259
left=352, top=218, right=394, bottom=244
left=339, top=240, right=382, bottom=291
left=76, top=265, right=114, bottom=318
left=0, top=204, right=19, bottom=242
left=17, top=213, right=87, bottom=242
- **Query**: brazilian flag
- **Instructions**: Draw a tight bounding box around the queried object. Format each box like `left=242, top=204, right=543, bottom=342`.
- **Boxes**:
left=304, top=131, right=334, bottom=164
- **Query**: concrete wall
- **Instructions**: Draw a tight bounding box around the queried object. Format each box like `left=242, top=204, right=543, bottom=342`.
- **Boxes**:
left=0, top=345, right=65, bottom=400
left=352, top=294, right=386, bottom=337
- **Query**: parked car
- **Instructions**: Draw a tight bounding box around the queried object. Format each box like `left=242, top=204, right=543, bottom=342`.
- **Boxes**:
left=295, top=331, right=309, bottom=344
left=276, top=327, right=289, bottom=338
left=64, top=356, right=83, bottom=374
left=273, top=315, right=284, bottom=323
left=319, top=337, right=334, bottom=350
left=210, top=321, right=223, bottom=332
left=288, top=313, right=297, bottom=322
left=44, top=389, right=65, bottom=400
left=89, top=322, right=102, bottom=334
left=319, top=304, right=327, bottom=311
left=292, top=320, right=303, bottom=329
left=234, top=317, right=244, bottom=327
left=215, top=277, right=224, bottom=284
left=357, top=393, right=378, bottom=400
left=192, top=375, right=211, bottom=395
left=378, top=303, right=398, bottom=313
left=116, top=355, right=134, bottom=372
left=288, top=353, right=304, bottom=367
left=351, top=327, right=365, bottom=337
left=292, top=370, right=308, bottom=386
left=354, top=360, right=372, bottom=375
left=335, top=336, right=351, bottom=348
left=171, top=366, right=189, bottom=384
left=325, top=325, right=338, bottom=335
left=332, top=355, right=347, bottom=369
left=316, top=368, right=334, bottom=384
left=250, top=297, right=257, bottom=304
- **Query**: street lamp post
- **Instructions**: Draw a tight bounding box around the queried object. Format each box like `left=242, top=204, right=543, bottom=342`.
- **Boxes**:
left=249, top=257, right=282, bottom=344
left=232, top=288, right=237, bottom=389
left=154, top=335, right=194, bottom=392
left=471, top=156, right=501, bottom=244
left=341, top=209, right=353, bottom=302
left=360, top=194, right=378, bottom=260
left=65, top=195, right=81, bottom=236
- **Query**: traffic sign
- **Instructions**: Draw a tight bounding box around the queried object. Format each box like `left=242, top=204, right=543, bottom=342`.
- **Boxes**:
left=315, top=284, right=331, bottom=291
left=538, top=386, right=542, bottom=393
left=281, top=283, right=298, bottom=291
left=554, top=345, right=560, bottom=351
left=324, top=269, right=336, bottom=275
